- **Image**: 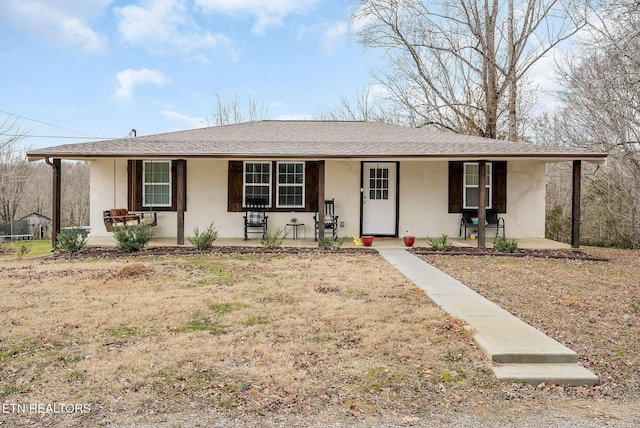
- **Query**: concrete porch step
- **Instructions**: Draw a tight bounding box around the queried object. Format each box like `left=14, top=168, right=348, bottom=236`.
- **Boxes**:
left=470, top=317, right=579, bottom=364
left=494, top=363, right=600, bottom=386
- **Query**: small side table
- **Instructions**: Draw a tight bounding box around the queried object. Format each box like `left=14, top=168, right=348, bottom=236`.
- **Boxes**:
left=285, top=223, right=306, bottom=240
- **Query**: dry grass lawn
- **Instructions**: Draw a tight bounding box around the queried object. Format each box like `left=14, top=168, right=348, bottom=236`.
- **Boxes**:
left=0, top=248, right=639, bottom=427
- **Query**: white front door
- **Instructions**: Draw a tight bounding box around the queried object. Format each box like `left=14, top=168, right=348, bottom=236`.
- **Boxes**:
left=362, top=162, right=397, bottom=236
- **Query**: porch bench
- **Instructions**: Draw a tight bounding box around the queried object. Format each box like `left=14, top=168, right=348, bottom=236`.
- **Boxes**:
left=459, top=209, right=505, bottom=240
left=103, top=209, right=157, bottom=232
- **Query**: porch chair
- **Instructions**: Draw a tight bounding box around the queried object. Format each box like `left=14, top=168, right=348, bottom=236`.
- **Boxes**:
left=314, top=199, right=339, bottom=240
left=459, top=209, right=505, bottom=239
left=244, top=198, right=268, bottom=240
left=103, top=208, right=157, bottom=232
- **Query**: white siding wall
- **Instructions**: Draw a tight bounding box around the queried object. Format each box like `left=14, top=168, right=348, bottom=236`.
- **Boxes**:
left=501, top=161, right=547, bottom=238
left=398, top=160, right=546, bottom=239
left=89, top=158, right=547, bottom=240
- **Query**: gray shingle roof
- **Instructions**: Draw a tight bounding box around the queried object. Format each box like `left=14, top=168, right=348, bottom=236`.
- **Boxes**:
left=27, top=120, right=607, bottom=162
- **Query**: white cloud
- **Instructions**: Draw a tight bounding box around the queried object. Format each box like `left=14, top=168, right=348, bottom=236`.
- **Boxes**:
left=161, top=110, right=208, bottom=128
left=115, top=68, right=169, bottom=102
left=0, top=0, right=108, bottom=54
left=319, top=21, right=348, bottom=56
left=115, top=0, right=229, bottom=56
left=195, top=0, right=321, bottom=34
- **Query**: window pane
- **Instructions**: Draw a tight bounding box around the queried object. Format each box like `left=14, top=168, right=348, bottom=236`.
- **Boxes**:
left=145, top=184, right=170, bottom=206
left=246, top=186, right=269, bottom=201
left=278, top=186, right=302, bottom=206
left=466, top=188, right=479, bottom=208
left=465, top=164, right=478, bottom=185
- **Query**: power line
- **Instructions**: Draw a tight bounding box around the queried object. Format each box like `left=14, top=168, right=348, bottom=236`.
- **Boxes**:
left=22, top=135, right=119, bottom=140
left=0, top=109, right=101, bottom=138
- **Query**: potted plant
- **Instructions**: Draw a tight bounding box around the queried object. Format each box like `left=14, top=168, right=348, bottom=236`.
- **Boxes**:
left=402, top=230, right=415, bottom=247
left=361, top=236, right=374, bottom=247
left=403, top=235, right=415, bottom=247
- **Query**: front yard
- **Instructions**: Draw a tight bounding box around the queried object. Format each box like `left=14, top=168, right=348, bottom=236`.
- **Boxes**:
left=0, top=248, right=638, bottom=426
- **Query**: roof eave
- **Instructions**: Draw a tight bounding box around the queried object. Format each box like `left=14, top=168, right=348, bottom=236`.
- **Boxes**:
left=27, top=152, right=609, bottom=164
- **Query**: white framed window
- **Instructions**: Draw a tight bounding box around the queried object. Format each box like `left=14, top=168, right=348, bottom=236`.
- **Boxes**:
left=463, top=162, right=492, bottom=209
left=243, top=162, right=271, bottom=207
left=277, top=162, right=304, bottom=208
left=143, top=161, right=171, bottom=207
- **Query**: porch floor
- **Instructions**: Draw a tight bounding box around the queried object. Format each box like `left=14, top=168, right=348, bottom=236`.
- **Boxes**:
left=86, top=236, right=571, bottom=250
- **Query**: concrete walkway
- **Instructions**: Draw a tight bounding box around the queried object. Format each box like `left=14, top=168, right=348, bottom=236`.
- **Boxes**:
left=377, top=248, right=599, bottom=386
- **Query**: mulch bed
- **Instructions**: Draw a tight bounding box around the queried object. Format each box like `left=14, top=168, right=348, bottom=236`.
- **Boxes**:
left=410, top=246, right=609, bottom=261
left=46, top=245, right=379, bottom=260
left=44, top=245, right=609, bottom=261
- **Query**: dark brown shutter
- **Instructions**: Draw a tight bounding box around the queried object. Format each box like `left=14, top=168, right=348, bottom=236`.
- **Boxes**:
left=228, top=161, right=243, bottom=212
left=305, top=161, right=319, bottom=212
left=128, top=160, right=143, bottom=211
left=171, top=160, right=187, bottom=212
left=448, top=161, right=463, bottom=213
left=493, top=161, right=507, bottom=213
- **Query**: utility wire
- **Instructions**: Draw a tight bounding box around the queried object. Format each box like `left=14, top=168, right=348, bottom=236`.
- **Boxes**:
left=0, top=109, right=116, bottom=139
left=22, top=135, right=119, bottom=140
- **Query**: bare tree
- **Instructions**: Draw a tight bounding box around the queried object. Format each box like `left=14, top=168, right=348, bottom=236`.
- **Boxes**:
left=0, top=115, right=32, bottom=222
left=209, top=94, right=270, bottom=126
left=315, top=86, right=402, bottom=122
left=61, top=162, right=90, bottom=227
left=353, top=0, right=588, bottom=140
left=21, top=162, right=51, bottom=217
left=540, top=0, right=640, bottom=246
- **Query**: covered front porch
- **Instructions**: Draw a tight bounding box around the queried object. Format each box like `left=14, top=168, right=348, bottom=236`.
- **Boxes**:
left=86, top=236, right=571, bottom=250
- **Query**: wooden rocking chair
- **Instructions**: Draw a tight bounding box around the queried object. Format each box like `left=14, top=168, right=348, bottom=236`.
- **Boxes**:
left=314, top=199, right=339, bottom=240
left=243, top=198, right=268, bottom=240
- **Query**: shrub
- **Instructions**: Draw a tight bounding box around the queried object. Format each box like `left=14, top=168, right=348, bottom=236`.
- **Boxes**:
left=189, top=223, right=218, bottom=250
left=318, top=236, right=346, bottom=249
left=15, top=243, right=31, bottom=260
left=57, top=227, right=88, bottom=253
left=112, top=223, right=155, bottom=252
left=260, top=228, right=285, bottom=248
left=492, top=235, right=518, bottom=253
left=428, top=234, right=452, bottom=251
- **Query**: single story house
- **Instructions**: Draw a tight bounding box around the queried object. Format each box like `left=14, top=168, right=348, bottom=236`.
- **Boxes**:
left=26, top=120, right=607, bottom=248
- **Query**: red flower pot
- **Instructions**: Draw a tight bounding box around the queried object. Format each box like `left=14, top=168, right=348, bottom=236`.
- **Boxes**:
left=403, top=236, right=415, bottom=247
left=361, top=236, right=374, bottom=247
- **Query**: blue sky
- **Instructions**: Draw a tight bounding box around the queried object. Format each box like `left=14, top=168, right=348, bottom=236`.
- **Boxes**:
left=1, top=0, right=381, bottom=150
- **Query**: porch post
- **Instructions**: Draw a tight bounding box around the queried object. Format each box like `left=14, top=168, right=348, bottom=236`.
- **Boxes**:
left=477, top=160, right=487, bottom=248
left=317, top=160, right=325, bottom=243
left=571, top=160, right=582, bottom=249
left=176, top=159, right=186, bottom=245
left=47, top=158, right=62, bottom=251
